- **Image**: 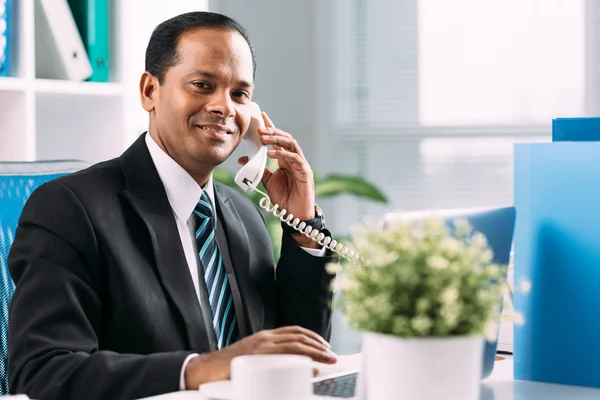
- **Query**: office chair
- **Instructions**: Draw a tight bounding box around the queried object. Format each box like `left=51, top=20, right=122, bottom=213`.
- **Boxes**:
left=0, top=160, right=89, bottom=395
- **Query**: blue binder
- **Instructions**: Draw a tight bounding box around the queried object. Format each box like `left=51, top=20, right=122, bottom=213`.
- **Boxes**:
left=67, top=0, right=110, bottom=82
left=0, top=0, right=11, bottom=77
left=513, top=142, right=600, bottom=388
left=552, top=117, right=600, bottom=142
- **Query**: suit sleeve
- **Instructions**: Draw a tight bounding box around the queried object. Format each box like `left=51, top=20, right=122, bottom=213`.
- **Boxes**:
left=275, top=229, right=337, bottom=341
left=7, top=181, right=193, bottom=400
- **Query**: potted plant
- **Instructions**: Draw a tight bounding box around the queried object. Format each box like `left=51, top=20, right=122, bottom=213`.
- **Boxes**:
left=333, top=218, right=508, bottom=400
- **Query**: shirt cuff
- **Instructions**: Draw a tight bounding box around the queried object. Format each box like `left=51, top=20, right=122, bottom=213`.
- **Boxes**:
left=179, top=353, right=199, bottom=390
left=300, top=246, right=327, bottom=257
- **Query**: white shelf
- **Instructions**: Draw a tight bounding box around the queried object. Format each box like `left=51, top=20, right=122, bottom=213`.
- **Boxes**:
left=0, top=77, right=27, bottom=92
left=34, top=79, right=124, bottom=97
left=0, top=78, right=125, bottom=96
left=0, top=0, right=208, bottom=162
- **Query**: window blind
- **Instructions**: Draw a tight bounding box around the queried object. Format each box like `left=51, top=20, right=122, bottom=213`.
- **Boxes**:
left=325, top=0, right=588, bottom=234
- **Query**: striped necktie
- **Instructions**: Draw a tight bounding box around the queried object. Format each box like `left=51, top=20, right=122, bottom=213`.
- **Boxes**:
left=194, top=191, right=239, bottom=349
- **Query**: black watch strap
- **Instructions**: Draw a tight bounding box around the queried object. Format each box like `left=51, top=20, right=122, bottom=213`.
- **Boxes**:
left=281, top=204, right=326, bottom=233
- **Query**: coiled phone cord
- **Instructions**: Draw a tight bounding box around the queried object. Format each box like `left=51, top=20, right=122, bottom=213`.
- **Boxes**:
left=253, top=188, right=363, bottom=264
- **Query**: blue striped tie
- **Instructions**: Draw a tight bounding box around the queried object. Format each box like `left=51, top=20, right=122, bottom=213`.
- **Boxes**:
left=194, top=191, right=239, bottom=349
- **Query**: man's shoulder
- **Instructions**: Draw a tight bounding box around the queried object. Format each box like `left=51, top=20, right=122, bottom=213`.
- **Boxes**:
left=46, top=158, right=124, bottom=193
left=26, top=158, right=125, bottom=210
left=15, top=158, right=124, bottom=241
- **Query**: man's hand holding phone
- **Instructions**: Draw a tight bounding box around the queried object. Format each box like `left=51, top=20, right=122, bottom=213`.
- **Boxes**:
left=237, top=110, right=319, bottom=248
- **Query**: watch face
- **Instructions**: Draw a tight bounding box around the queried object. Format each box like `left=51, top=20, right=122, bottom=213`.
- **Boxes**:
left=315, top=205, right=325, bottom=227
left=315, top=204, right=324, bottom=218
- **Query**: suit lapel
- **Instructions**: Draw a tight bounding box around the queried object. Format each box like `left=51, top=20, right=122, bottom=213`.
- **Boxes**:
left=214, top=184, right=265, bottom=334
left=119, top=134, right=212, bottom=352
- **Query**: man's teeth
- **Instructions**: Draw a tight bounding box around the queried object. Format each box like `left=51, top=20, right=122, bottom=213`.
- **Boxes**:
left=200, top=126, right=227, bottom=133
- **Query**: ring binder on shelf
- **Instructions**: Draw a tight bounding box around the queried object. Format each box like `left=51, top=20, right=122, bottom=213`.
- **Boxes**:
left=68, top=0, right=110, bottom=82
left=0, top=0, right=12, bottom=77
left=35, top=0, right=92, bottom=81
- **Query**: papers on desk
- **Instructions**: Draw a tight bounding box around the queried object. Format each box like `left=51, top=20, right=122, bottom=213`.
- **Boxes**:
left=314, top=353, right=361, bottom=381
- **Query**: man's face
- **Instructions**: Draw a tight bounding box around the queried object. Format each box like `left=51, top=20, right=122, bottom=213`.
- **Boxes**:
left=146, top=28, right=255, bottom=172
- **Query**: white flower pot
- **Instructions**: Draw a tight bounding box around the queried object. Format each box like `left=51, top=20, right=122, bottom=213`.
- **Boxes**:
left=356, top=332, right=484, bottom=400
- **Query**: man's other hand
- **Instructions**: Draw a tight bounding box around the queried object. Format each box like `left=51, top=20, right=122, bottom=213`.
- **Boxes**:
left=184, top=326, right=337, bottom=389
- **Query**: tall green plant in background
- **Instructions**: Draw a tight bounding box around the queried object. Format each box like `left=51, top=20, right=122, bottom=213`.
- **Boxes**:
left=213, top=159, right=389, bottom=258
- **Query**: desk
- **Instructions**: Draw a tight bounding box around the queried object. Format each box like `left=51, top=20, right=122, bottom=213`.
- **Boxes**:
left=139, top=354, right=600, bottom=399
left=481, top=354, right=600, bottom=399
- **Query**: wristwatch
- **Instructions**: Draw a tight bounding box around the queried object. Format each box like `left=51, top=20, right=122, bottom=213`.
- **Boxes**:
left=281, top=204, right=326, bottom=233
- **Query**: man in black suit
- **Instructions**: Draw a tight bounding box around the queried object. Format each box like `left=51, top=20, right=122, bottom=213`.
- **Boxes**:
left=7, top=11, right=337, bottom=400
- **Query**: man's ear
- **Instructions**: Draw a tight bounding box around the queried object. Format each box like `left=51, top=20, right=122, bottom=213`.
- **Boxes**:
left=140, top=72, right=159, bottom=112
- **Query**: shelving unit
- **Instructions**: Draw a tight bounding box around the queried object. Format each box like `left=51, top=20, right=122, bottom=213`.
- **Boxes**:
left=34, top=79, right=123, bottom=96
left=0, top=77, right=27, bottom=92
left=0, top=0, right=207, bottom=163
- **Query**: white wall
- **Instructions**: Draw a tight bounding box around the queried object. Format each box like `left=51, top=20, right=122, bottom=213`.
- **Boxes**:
left=209, top=0, right=363, bottom=355
left=209, top=0, right=322, bottom=170
left=117, top=0, right=209, bottom=146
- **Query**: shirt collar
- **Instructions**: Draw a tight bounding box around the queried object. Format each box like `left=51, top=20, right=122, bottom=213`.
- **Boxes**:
left=145, top=132, right=216, bottom=224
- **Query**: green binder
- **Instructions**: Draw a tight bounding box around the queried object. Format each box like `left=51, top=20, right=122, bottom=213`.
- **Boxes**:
left=67, top=0, right=109, bottom=82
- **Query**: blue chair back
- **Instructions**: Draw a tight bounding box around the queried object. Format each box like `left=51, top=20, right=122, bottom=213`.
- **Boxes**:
left=0, top=160, right=88, bottom=395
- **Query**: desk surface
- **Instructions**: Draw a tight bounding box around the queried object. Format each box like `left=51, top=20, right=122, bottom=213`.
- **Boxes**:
left=139, top=353, right=600, bottom=400
left=481, top=354, right=600, bottom=399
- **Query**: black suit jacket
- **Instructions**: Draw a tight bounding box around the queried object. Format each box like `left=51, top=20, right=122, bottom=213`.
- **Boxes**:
left=7, top=134, right=336, bottom=400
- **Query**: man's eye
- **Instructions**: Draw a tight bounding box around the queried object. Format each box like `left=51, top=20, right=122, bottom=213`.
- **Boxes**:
left=193, top=82, right=210, bottom=89
left=234, top=91, right=250, bottom=99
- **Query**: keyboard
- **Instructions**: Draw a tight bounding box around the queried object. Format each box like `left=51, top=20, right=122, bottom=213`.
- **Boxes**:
left=313, top=373, right=358, bottom=398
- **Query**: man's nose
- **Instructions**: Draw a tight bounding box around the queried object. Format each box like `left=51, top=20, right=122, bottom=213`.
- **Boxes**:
left=206, top=92, right=235, bottom=118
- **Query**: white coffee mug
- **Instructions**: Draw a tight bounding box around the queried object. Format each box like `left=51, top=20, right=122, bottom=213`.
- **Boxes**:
left=230, top=354, right=313, bottom=400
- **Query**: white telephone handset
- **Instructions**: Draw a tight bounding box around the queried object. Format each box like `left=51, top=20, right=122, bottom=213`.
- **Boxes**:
left=234, top=102, right=268, bottom=193
left=235, top=102, right=361, bottom=264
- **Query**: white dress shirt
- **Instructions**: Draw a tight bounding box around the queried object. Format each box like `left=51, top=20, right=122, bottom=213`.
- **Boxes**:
left=144, top=133, right=325, bottom=390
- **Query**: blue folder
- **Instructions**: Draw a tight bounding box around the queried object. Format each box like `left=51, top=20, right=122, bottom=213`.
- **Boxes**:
left=513, top=142, right=600, bottom=388
left=67, top=0, right=110, bottom=82
left=0, top=0, right=11, bottom=77
left=552, top=117, right=600, bottom=142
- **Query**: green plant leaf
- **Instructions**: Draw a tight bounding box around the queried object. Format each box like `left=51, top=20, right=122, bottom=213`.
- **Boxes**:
left=335, top=219, right=508, bottom=339
left=316, top=174, right=388, bottom=203
left=266, top=157, right=278, bottom=171
left=267, top=216, right=283, bottom=259
left=213, top=167, right=388, bottom=261
left=213, top=168, right=236, bottom=187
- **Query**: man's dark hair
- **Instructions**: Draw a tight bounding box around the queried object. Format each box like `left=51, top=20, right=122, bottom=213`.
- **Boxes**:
left=145, top=11, right=256, bottom=84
